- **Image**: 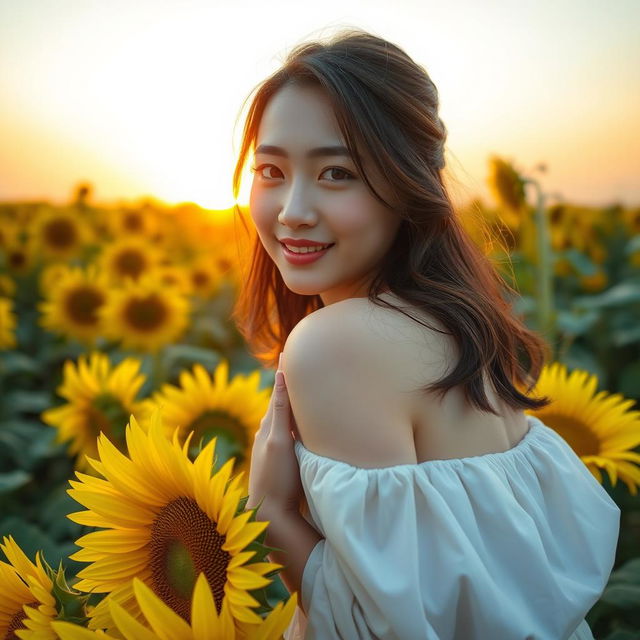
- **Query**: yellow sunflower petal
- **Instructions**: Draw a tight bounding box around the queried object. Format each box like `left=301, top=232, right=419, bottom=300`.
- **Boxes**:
left=52, top=621, right=118, bottom=639
left=190, top=573, right=234, bottom=640
left=132, top=578, right=192, bottom=639
left=109, top=599, right=159, bottom=640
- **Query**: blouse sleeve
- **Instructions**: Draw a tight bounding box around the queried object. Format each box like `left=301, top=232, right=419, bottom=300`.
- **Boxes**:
left=293, top=419, right=620, bottom=640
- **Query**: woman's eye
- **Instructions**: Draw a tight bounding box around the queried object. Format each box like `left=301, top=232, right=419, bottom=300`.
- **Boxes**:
left=320, top=167, right=355, bottom=182
left=249, top=164, right=355, bottom=182
left=250, top=164, right=283, bottom=180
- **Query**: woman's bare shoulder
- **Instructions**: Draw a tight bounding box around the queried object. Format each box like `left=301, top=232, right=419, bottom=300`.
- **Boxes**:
left=314, top=293, right=456, bottom=365
left=282, top=293, right=459, bottom=464
left=281, top=299, right=420, bottom=465
left=295, top=292, right=458, bottom=394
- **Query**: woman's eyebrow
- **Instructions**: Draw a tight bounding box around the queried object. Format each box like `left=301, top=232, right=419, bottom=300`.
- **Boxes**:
left=254, top=144, right=351, bottom=158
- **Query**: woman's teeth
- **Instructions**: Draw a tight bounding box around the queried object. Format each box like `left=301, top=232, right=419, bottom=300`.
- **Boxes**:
left=284, top=244, right=332, bottom=254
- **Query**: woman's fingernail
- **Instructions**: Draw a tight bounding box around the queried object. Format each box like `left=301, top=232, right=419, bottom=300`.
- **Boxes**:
left=278, top=352, right=283, bottom=371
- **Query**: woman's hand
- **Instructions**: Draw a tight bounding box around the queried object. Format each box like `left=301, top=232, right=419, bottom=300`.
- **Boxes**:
left=246, top=353, right=304, bottom=516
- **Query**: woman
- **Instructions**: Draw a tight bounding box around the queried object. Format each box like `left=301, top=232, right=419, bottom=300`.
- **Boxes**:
left=233, top=28, right=620, bottom=639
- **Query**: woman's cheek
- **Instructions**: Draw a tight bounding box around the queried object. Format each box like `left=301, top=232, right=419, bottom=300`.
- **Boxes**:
left=249, top=193, right=275, bottom=240
left=330, top=197, right=373, bottom=237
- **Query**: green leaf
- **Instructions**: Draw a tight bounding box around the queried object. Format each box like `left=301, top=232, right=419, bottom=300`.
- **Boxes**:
left=38, top=487, right=84, bottom=541
left=559, top=248, right=599, bottom=276
left=0, top=470, right=30, bottom=493
left=163, top=344, right=221, bottom=373
left=0, top=352, right=40, bottom=377
left=3, top=390, right=54, bottom=415
left=618, top=362, right=640, bottom=399
left=602, top=630, right=640, bottom=640
left=556, top=309, right=600, bottom=336
left=511, top=294, right=536, bottom=316
left=600, top=583, right=640, bottom=609
left=561, top=345, right=607, bottom=385
left=574, top=281, right=640, bottom=309
left=623, top=234, right=640, bottom=256
left=608, top=558, right=640, bottom=585
left=612, top=325, right=640, bottom=347
left=0, top=517, right=61, bottom=564
left=52, top=562, right=90, bottom=622
left=0, top=419, right=60, bottom=469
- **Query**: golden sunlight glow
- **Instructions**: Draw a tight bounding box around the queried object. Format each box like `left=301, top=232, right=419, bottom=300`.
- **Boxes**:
left=0, top=2, right=637, bottom=209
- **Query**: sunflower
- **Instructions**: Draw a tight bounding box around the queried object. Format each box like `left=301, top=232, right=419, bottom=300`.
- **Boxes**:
left=67, top=412, right=282, bottom=633
left=187, top=255, right=223, bottom=299
left=0, top=216, right=19, bottom=250
left=525, top=362, right=640, bottom=494
left=0, top=296, right=17, bottom=349
left=52, top=575, right=297, bottom=640
left=100, top=237, right=165, bottom=285
left=0, top=273, right=16, bottom=297
left=154, top=264, right=194, bottom=297
left=40, top=262, right=73, bottom=294
left=3, top=236, right=37, bottom=276
left=622, top=206, right=640, bottom=236
left=41, top=352, right=146, bottom=469
left=142, top=360, right=270, bottom=482
left=0, top=536, right=57, bottom=639
left=486, top=155, right=526, bottom=216
left=33, top=206, right=89, bottom=261
left=39, top=265, right=110, bottom=344
left=107, top=205, right=160, bottom=240
left=99, top=275, right=190, bottom=353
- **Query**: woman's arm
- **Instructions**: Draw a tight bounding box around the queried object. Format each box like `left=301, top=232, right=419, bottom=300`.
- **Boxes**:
left=257, top=503, right=323, bottom=615
left=245, top=356, right=323, bottom=615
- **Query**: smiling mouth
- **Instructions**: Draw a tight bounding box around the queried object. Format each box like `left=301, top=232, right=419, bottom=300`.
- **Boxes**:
left=280, top=242, right=336, bottom=253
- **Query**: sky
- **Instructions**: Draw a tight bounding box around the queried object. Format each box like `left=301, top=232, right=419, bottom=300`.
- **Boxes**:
left=0, top=0, right=638, bottom=210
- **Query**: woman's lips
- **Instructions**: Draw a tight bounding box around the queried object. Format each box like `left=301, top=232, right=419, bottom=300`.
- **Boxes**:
left=281, top=242, right=335, bottom=265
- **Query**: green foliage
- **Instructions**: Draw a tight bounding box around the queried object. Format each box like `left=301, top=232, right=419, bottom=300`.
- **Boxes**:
left=588, top=558, right=640, bottom=637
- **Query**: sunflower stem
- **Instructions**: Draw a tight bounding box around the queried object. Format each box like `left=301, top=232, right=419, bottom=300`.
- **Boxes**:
left=523, top=177, right=556, bottom=355
left=151, top=350, right=166, bottom=391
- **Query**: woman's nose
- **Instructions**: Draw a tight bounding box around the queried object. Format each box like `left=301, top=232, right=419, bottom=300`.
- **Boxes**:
left=278, top=185, right=317, bottom=227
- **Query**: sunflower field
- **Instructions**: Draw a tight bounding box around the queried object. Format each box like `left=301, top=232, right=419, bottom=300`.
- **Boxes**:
left=1, top=160, right=640, bottom=638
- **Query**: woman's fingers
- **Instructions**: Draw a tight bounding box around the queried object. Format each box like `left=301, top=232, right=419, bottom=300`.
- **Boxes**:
left=257, top=353, right=285, bottom=437
left=269, top=370, right=290, bottom=441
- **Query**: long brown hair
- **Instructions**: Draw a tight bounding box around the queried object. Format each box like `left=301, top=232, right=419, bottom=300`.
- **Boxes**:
left=231, top=28, right=551, bottom=415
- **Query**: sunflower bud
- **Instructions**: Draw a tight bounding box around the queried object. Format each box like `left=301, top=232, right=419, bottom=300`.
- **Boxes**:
left=486, top=155, right=526, bottom=214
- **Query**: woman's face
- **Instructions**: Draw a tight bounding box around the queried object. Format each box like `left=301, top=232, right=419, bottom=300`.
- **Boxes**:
left=249, top=83, right=401, bottom=306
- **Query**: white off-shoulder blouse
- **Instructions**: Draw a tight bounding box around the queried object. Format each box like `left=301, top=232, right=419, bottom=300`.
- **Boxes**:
left=283, top=415, right=620, bottom=640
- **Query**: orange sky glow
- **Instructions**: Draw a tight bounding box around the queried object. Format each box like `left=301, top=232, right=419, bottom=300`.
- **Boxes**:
left=0, top=0, right=638, bottom=211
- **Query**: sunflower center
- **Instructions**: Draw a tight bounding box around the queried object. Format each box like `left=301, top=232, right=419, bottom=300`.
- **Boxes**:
left=8, top=251, right=26, bottom=269
left=44, top=219, right=77, bottom=249
left=161, top=273, right=179, bottom=287
left=188, top=410, right=247, bottom=469
left=88, top=394, right=130, bottom=441
left=165, top=541, right=197, bottom=599
left=124, top=213, right=143, bottom=231
left=114, top=250, right=146, bottom=279
left=150, top=496, right=230, bottom=621
left=541, top=413, right=601, bottom=456
left=5, top=602, right=38, bottom=640
left=123, top=295, right=168, bottom=332
left=64, top=286, right=105, bottom=326
left=192, top=270, right=210, bottom=288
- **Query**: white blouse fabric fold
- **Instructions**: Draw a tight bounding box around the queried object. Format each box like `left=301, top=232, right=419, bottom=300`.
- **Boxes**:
left=283, top=415, right=620, bottom=640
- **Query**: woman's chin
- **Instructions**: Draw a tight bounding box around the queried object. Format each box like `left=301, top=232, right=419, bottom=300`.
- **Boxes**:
left=283, top=282, right=325, bottom=297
